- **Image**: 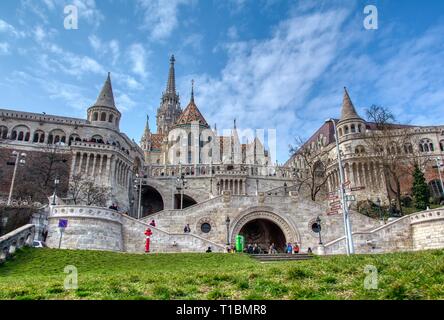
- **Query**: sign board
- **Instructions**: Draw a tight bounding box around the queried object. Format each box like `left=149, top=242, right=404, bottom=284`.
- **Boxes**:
left=330, top=205, right=342, bottom=210
left=329, top=200, right=341, bottom=206
left=345, top=195, right=356, bottom=202
left=343, top=180, right=351, bottom=187
left=351, top=186, right=365, bottom=192
left=327, top=210, right=339, bottom=216
left=328, top=194, right=339, bottom=200
left=58, top=219, right=68, bottom=229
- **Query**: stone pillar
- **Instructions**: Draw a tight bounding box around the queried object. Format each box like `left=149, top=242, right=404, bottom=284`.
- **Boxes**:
left=77, top=152, right=84, bottom=175
left=91, top=153, right=97, bottom=177
left=70, top=152, right=77, bottom=178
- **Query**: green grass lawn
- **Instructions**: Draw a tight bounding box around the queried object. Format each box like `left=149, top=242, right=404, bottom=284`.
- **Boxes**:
left=1, top=248, right=443, bottom=300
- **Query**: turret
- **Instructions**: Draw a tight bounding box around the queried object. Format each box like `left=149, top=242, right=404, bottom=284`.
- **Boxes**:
left=87, top=73, right=121, bottom=130
left=337, top=87, right=365, bottom=138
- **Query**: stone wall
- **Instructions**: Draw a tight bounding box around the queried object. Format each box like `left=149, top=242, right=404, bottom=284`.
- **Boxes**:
left=46, top=206, right=123, bottom=251
left=324, top=207, right=444, bottom=255
left=0, top=224, right=35, bottom=263
left=411, top=209, right=444, bottom=250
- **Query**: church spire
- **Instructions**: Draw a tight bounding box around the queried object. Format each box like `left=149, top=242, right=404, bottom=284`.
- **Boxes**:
left=94, top=72, right=117, bottom=110
left=340, top=87, right=361, bottom=121
left=190, top=79, right=195, bottom=103
left=166, top=55, right=176, bottom=94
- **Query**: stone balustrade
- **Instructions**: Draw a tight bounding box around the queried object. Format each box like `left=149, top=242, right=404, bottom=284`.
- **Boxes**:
left=0, top=224, right=35, bottom=263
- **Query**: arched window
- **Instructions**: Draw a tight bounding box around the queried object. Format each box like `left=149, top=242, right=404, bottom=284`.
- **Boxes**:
left=48, top=129, right=66, bottom=145
left=91, top=135, right=104, bottom=144
left=429, top=179, right=443, bottom=198
left=93, top=112, right=98, bottom=121
left=358, top=124, right=362, bottom=133
left=404, top=143, right=413, bottom=154
left=440, top=140, right=444, bottom=152
left=338, top=128, right=343, bottom=136
left=355, top=145, right=366, bottom=154
left=108, top=114, right=114, bottom=123
left=419, top=139, right=434, bottom=153
left=100, top=112, right=107, bottom=121
left=0, top=126, right=7, bottom=139
left=11, top=125, right=30, bottom=142
left=33, top=130, right=45, bottom=143
left=344, top=126, right=349, bottom=134
left=351, top=124, right=356, bottom=133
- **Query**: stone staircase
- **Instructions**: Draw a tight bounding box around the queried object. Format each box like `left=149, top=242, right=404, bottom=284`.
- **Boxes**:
left=250, top=253, right=314, bottom=262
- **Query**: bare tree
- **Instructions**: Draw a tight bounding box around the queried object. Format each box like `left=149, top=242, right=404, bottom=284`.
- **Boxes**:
left=289, top=137, right=332, bottom=201
left=364, top=105, right=415, bottom=213
left=67, top=174, right=111, bottom=207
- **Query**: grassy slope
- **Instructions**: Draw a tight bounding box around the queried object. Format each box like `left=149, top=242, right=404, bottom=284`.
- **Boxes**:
left=0, top=248, right=443, bottom=300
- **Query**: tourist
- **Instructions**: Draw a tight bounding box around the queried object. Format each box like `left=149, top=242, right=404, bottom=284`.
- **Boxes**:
left=286, top=243, right=293, bottom=254
left=269, top=243, right=277, bottom=254
left=307, top=247, right=313, bottom=254
left=253, top=243, right=260, bottom=254
left=183, top=224, right=191, bottom=233
left=293, top=243, right=300, bottom=254
left=150, top=219, right=156, bottom=227
left=247, top=243, right=253, bottom=254
left=206, top=246, right=212, bottom=253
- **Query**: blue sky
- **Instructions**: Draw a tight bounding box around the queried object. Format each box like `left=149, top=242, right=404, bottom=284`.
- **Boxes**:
left=1, top=0, right=444, bottom=163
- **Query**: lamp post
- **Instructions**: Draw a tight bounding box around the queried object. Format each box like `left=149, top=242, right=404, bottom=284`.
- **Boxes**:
left=326, top=118, right=354, bottom=255
left=51, top=176, right=60, bottom=206
left=134, top=174, right=143, bottom=219
left=225, top=216, right=231, bottom=246
left=434, top=157, right=444, bottom=196
left=316, top=216, right=323, bottom=245
left=376, top=198, right=383, bottom=221
left=7, top=151, right=26, bottom=206
left=176, top=173, right=187, bottom=209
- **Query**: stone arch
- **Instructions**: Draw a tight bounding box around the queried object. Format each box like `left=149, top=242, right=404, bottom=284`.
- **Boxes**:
left=230, top=209, right=300, bottom=246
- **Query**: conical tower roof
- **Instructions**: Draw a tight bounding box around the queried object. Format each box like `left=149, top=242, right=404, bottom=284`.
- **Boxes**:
left=166, top=55, right=176, bottom=94
left=175, top=80, right=209, bottom=127
left=340, top=87, right=361, bottom=122
left=93, top=72, right=117, bottom=110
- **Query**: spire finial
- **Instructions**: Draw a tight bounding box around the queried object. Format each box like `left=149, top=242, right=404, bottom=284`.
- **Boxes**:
left=234, top=118, right=237, bottom=129
left=166, top=55, right=176, bottom=94
left=190, top=79, right=195, bottom=103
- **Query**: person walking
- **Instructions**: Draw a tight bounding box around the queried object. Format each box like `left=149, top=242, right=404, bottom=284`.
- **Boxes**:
left=286, top=242, right=293, bottom=254
left=293, top=243, right=300, bottom=254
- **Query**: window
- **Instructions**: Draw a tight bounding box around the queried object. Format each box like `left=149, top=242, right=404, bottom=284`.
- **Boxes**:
left=404, top=143, right=413, bottom=154
left=109, top=114, right=114, bottom=123
left=358, top=124, right=362, bottom=133
left=201, top=223, right=211, bottom=233
left=355, top=145, right=366, bottom=154
left=351, top=124, right=356, bottom=133
left=338, top=128, right=343, bottom=136
left=100, top=112, right=107, bottom=121
left=440, top=140, right=444, bottom=152
left=93, top=112, right=98, bottom=121
left=344, top=126, right=349, bottom=134
left=419, top=139, right=434, bottom=153
left=0, top=126, right=8, bottom=139
left=429, top=180, right=443, bottom=198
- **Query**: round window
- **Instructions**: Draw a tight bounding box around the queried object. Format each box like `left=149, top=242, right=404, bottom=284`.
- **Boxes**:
left=201, top=223, right=211, bottom=233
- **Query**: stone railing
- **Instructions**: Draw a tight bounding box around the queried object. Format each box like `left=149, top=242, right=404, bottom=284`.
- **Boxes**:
left=410, top=209, right=444, bottom=225
left=0, top=224, right=35, bottom=263
left=146, top=163, right=294, bottom=179
left=50, top=206, right=123, bottom=224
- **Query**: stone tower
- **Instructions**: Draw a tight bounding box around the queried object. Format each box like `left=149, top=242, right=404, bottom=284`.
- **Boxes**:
left=156, top=55, right=182, bottom=135
left=87, top=72, right=121, bottom=130
left=337, top=87, right=365, bottom=137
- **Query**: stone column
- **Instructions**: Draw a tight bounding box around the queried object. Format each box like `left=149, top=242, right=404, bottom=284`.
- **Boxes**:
left=70, top=152, right=77, bottom=178
left=91, top=153, right=97, bottom=177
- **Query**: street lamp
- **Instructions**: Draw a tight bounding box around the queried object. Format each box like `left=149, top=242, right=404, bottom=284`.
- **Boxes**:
left=325, top=118, right=354, bottom=255
left=134, top=174, right=143, bottom=219
left=225, top=216, right=231, bottom=246
left=316, top=216, right=323, bottom=245
left=176, top=173, right=187, bottom=209
left=7, top=151, right=26, bottom=206
left=51, top=176, right=60, bottom=206
left=434, top=157, right=444, bottom=197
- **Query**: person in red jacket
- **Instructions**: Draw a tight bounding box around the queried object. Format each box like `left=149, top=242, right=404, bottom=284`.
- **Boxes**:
left=293, top=243, right=300, bottom=254
left=144, top=228, right=153, bottom=253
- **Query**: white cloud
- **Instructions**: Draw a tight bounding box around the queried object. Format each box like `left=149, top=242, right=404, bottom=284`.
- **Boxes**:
left=0, top=43, right=10, bottom=55
left=88, top=35, right=120, bottom=65
left=0, top=19, right=25, bottom=38
left=137, top=0, right=192, bottom=40
left=128, top=43, right=147, bottom=78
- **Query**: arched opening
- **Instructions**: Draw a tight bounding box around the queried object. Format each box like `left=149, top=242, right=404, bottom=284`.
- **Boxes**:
left=239, top=219, right=287, bottom=253
left=140, top=186, right=164, bottom=217
left=174, top=194, right=197, bottom=209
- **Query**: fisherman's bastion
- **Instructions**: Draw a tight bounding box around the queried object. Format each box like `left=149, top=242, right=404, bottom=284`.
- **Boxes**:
left=1, top=56, right=444, bottom=256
